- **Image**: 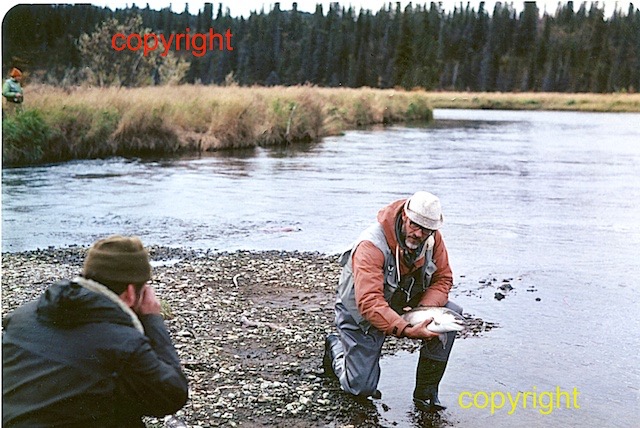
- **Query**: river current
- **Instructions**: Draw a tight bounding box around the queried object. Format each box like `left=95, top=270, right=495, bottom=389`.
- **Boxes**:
left=2, top=109, right=639, bottom=426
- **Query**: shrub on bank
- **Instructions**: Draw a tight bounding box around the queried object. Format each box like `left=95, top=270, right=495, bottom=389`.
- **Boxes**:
left=2, top=110, right=51, bottom=166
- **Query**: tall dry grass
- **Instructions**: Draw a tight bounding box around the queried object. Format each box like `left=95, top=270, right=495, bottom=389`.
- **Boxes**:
left=3, top=84, right=433, bottom=166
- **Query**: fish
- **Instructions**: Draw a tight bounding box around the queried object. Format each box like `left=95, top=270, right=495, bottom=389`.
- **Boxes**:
left=401, top=306, right=467, bottom=348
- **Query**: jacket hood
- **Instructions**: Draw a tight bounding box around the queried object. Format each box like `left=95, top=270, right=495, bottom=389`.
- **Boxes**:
left=377, top=198, right=433, bottom=269
left=376, top=199, right=406, bottom=251
left=36, top=280, right=137, bottom=330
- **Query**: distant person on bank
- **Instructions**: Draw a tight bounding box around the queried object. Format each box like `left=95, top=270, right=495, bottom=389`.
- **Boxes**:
left=323, top=191, right=462, bottom=411
left=2, top=67, right=24, bottom=114
left=2, top=235, right=189, bottom=427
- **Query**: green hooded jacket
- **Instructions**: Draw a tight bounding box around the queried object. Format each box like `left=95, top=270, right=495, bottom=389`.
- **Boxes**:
left=3, top=78, right=23, bottom=103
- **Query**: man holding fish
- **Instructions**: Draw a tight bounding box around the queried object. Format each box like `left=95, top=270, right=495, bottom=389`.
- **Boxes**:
left=324, top=191, right=465, bottom=412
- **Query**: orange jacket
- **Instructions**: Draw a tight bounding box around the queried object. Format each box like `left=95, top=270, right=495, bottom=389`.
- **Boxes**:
left=352, top=199, right=453, bottom=336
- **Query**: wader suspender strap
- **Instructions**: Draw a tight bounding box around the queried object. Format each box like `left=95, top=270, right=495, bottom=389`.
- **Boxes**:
left=388, top=239, right=434, bottom=313
left=393, top=242, right=430, bottom=296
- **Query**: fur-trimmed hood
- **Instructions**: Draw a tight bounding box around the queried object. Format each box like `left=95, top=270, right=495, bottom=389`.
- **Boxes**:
left=36, top=277, right=143, bottom=333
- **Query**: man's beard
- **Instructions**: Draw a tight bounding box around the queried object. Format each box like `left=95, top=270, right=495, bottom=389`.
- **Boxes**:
left=405, top=238, right=420, bottom=250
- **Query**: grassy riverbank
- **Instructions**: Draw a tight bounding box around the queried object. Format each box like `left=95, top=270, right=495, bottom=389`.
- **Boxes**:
left=3, top=85, right=639, bottom=167
left=2, top=85, right=432, bottom=167
left=422, top=91, right=640, bottom=111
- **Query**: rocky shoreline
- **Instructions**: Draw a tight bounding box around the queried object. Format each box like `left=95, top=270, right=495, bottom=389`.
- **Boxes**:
left=2, top=246, right=495, bottom=427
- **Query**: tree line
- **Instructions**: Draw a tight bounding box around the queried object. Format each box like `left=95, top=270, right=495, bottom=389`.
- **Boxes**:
left=3, top=1, right=639, bottom=92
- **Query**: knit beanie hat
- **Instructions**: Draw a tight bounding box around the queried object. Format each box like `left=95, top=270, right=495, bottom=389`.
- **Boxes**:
left=10, top=68, right=22, bottom=78
left=404, top=191, right=444, bottom=230
left=83, top=235, right=151, bottom=290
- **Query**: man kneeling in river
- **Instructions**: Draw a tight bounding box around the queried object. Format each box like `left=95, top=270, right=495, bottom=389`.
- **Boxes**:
left=323, top=191, right=462, bottom=411
left=2, top=235, right=188, bottom=427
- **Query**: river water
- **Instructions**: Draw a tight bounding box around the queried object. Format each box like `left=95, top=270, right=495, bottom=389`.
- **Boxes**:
left=2, top=109, right=639, bottom=426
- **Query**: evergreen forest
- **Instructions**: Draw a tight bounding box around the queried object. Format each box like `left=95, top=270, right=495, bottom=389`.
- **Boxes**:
left=3, top=1, right=639, bottom=92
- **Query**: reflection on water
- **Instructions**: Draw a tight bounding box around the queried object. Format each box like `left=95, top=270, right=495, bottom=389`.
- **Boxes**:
left=2, top=109, right=640, bottom=427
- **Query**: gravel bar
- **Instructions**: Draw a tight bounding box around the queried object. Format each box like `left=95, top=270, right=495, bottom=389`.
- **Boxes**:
left=2, top=246, right=495, bottom=427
